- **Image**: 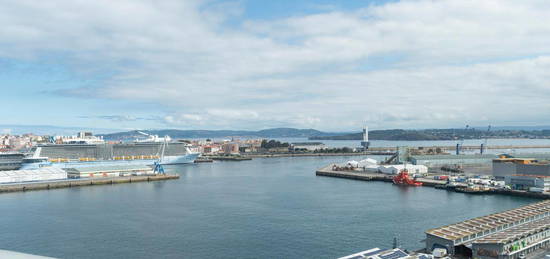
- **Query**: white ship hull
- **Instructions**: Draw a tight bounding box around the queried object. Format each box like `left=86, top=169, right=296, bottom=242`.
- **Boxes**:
left=20, top=153, right=200, bottom=170
left=158, top=153, right=200, bottom=165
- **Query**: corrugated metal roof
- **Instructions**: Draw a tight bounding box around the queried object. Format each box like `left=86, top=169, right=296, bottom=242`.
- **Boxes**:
left=475, top=217, right=550, bottom=245
left=0, top=168, right=66, bottom=176
left=426, top=200, right=550, bottom=241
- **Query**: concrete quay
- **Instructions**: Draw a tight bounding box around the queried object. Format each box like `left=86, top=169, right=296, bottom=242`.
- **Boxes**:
left=316, top=164, right=550, bottom=198
left=208, top=156, right=252, bottom=161
left=316, top=168, right=393, bottom=182
left=0, top=174, right=179, bottom=194
left=315, top=164, right=447, bottom=187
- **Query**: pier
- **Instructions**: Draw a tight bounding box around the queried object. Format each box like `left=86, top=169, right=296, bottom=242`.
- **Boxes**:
left=315, top=164, right=550, bottom=198
left=315, top=164, right=448, bottom=187
left=0, top=174, right=179, bottom=194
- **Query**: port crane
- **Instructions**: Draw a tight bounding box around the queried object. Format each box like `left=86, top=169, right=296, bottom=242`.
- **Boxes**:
left=481, top=125, right=491, bottom=154
left=456, top=125, right=469, bottom=155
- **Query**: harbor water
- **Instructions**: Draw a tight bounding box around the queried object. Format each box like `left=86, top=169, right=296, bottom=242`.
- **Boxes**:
left=0, top=156, right=539, bottom=259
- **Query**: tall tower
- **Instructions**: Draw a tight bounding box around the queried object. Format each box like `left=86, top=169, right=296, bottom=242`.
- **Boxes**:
left=361, top=126, right=370, bottom=150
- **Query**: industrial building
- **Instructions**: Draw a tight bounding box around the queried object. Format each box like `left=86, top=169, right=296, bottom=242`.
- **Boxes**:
left=291, top=142, right=326, bottom=151
left=504, top=175, right=550, bottom=192
left=360, top=126, right=370, bottom=150
left=472, top=217, right=549, bottom=259
left=493, top=158, right=550, bottom=179
left=222, top=143, right=240, bottom=154
left=0, top=168, right=67, bottom=184
left=410, top=154, right=498, bottom=166
left=425, top=199, right=550, bottom=258
left=64, top=165, right=153, bottom=178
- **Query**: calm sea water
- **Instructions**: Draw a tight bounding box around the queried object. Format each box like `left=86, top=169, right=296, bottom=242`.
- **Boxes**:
left=0, top=156, right=539, bottom=259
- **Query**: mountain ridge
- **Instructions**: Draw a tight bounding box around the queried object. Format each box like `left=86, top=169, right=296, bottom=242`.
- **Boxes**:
left=99, top=128, right=340, bottom=141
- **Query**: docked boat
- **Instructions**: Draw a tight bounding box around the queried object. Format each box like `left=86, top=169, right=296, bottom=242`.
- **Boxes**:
left=454, top=186, right=494, bottom=194
left=392, top=169, right=423, bottom=186
left=20, top=137, right=200, bottom=170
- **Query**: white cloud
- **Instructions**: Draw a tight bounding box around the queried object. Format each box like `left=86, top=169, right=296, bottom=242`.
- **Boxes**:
left=1, top=0, right=550, bottom=130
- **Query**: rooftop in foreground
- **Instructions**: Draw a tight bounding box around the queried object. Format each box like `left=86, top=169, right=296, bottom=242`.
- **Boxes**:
left=475, top=216, right=550, bottom=244
left=426, top=199, right=550, bottom=241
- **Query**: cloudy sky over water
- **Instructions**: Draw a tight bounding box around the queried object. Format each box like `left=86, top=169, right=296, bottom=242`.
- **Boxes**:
left=1, top=0, right=550, bottom=131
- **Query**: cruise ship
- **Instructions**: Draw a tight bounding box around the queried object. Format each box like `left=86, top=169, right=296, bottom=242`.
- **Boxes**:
left=18, top=132, right=200, bottom=170
left=0, top=153, right=25, bottom=170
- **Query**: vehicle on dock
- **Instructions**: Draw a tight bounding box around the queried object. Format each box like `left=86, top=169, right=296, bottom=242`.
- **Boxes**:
left=392, top=169, right=423, bottom=186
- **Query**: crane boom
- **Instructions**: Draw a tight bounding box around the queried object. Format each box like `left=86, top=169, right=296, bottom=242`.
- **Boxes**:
left=481, top=125, right=491, bottom=154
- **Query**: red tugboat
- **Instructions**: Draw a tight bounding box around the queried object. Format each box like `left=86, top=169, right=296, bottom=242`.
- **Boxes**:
left=392, top=169, right=423, bottom=186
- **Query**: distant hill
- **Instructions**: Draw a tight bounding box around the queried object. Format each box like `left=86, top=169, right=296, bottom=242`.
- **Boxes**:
left=100, top=128, right=338, bottom=141
left=101, top=127, right=550, bottom=141
left=9, top=124, right=550, bottom=141
left=310, top=129, right=443, bottom=141
left=310, top=128, right=550, bottom=140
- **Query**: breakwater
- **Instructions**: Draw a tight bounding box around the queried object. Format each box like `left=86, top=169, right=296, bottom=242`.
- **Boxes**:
left=0, top=174, right=179, bottom=193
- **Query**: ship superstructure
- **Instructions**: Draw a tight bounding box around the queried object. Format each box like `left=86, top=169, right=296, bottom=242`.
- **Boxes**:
left=18, top=138, right=199, bottom=170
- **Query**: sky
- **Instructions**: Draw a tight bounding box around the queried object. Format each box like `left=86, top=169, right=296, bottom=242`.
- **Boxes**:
left=1, top=0, right=550, bottom=132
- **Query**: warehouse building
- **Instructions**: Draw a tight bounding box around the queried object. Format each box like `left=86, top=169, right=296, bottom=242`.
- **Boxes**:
left=425, top=200, right=550, bottom=258
left=493, top=158, right=550, bottom=180
left=64, top=165, right=153, bottom=178
left=291, top=142, right=326, bottom=151
left=504, top=175, right=550, bottom=192
left=410, top=154, right=498, bottom=166
left=411, top=153, right=550, bottom=168
left=472, top=217, right=549, bottom=259
left=0, top=168, right=67, bottom=184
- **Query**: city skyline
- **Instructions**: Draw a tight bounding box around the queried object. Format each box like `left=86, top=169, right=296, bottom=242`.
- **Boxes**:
left=2, top=0, right=550, bottom=131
